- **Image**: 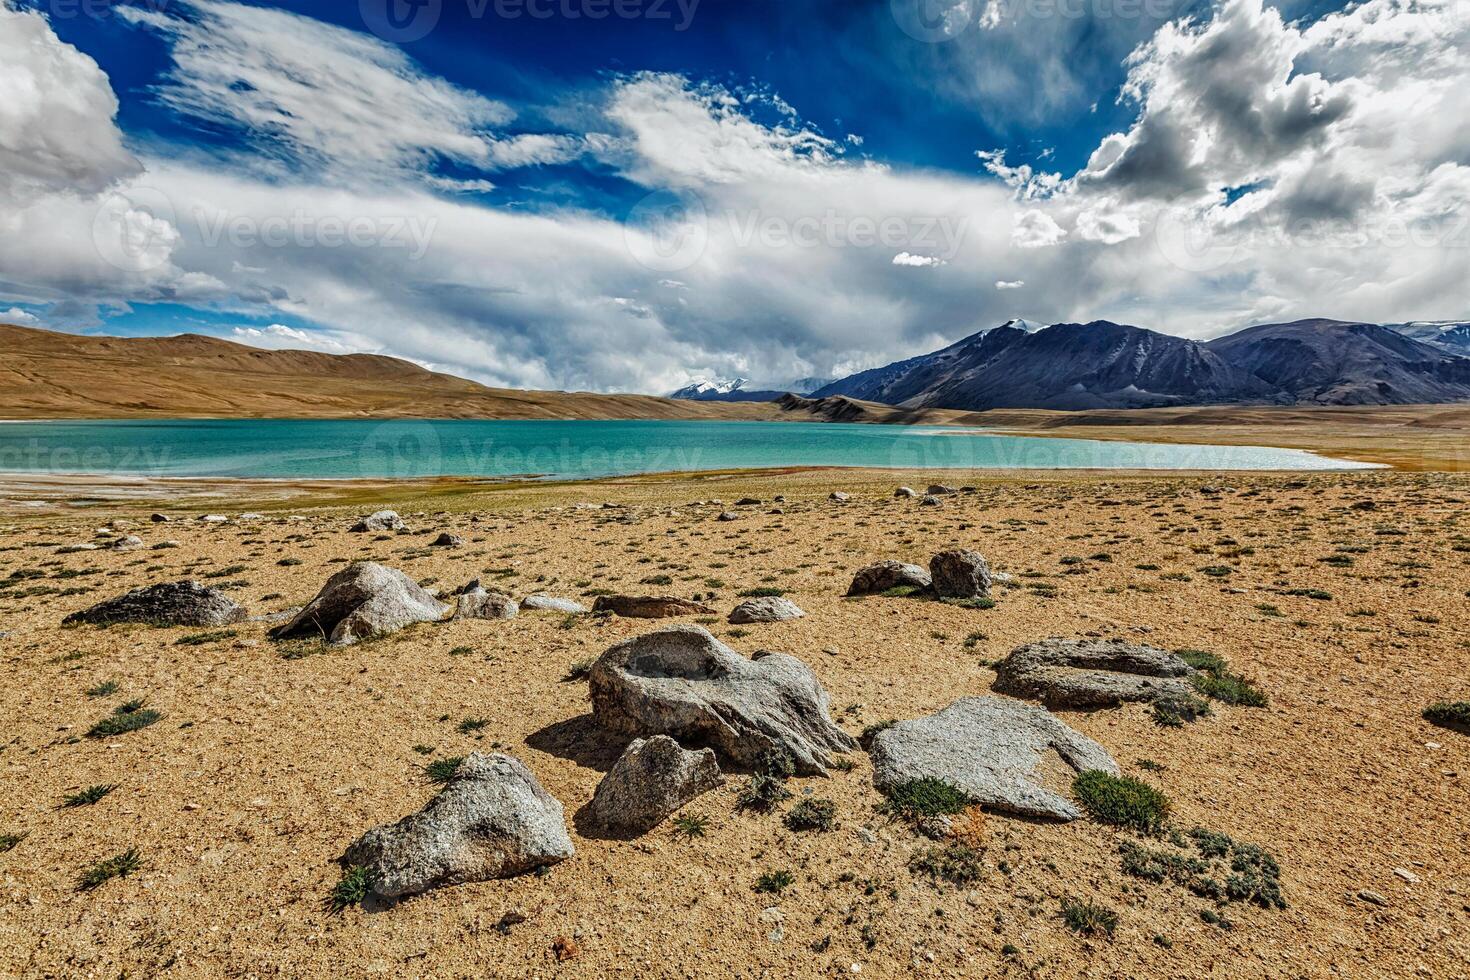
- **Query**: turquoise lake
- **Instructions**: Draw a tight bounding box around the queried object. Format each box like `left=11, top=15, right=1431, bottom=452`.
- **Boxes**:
left=0, top=419, right=1374, bottom=480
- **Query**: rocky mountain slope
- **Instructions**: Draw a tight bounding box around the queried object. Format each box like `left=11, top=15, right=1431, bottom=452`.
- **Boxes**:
left=816, top=318, right=1470, bottom=410
left=0, top=324, right=778, bottom=421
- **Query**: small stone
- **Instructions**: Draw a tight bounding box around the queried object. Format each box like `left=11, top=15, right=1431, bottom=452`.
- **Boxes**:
left=431, top=532, right=465, bottom=548
left=351, top=510, right=408, bottom=533
left=592, top=595, right=716, bottom=619
left=728, top=596, right=806, bottom=624
left=829, top=492, right=850, bottom=502
left=1393, top=868, right=1421, bottom=884
left=895, top=487, right=917, bottom=498
left=1358, top=889, right=1390, bottom=907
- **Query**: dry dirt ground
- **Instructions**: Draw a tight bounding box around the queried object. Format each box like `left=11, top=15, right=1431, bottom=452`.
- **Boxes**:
left=1, top=468, right=1467, bottom=979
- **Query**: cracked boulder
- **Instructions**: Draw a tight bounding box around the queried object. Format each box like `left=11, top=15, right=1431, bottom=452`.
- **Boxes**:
left=846, top=560, right=931, bottom=596
left=588, top=625, right=855, bottom=775
left=992, top=637, right=1196, bottom=709
left=64, top=581, right=247, bottom=628
left=453, top=583, right=518, bottom=621
left=270, top=562, right=448, bottom=646
left=587, top=735, right=724, bottom=835
left=929, top=550, right=993, bottom=599
left=869, top=696, right=1119, bottom=821
left=344, top=753, right=573, bottom=899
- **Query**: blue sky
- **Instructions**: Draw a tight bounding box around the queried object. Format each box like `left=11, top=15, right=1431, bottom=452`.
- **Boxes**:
left=2, top=0, right=1467, bottom=392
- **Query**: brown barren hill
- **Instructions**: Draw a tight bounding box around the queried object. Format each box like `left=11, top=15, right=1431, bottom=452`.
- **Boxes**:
left=0, top=323, right=780, bottom=421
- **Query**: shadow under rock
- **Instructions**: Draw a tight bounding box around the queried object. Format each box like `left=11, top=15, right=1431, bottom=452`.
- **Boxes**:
left=525, top=714, right=631, bottom=773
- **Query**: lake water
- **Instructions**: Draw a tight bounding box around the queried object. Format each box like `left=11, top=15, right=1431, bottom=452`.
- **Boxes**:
left=0, top=419, right=1374, bottom=480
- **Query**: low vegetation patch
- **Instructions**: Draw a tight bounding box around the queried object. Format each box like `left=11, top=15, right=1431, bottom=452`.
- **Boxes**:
left=175, top=629, right=238, bottom=646
left=1423, top=701, right=1470, bottom=735
left=784, top=798, right=837, bottom=833
left=0, top=832, right=26, bottom=853
left=878, top=778, right=971, bottom=824
left=671, top=814, right=709, bottom=840
left=753, top=869, right=794, bottom=894
left=1121, top=828, right=1286, bottom=910
left=423, top=756, right=465, bottom=784
left=1179, top=649, right=1268, bottom=708
left=328, top=865, right=374, bottom=913
left=61, top=784, right=118, bottom=808
left=1060, top=897, right=1117, bottom=937
left=1073, top=771, right=1170, bottom=835
left=86, top=702, right=162, bottom=739
left=909, top=842, right=984, bottom=885
left=78, top=848, right=142, bottom=891
left=1151, top=694, right=1212, bottom=727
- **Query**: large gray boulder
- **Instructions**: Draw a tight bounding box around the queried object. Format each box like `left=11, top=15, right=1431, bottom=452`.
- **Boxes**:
left=992, top=638, right=1195, bottom=709
left=929, top=550, right=993, bottom=599
left=64, top=581, right=246, bottom=628
left=351, top=510, right=407, bottom=533
left=728, top=596, right=805, bottom=624
left=846, top=560, right=931, bottom=596
left=270, top=562, right=448, bottom=646
left=592, top=595, right=716, bottom=619
left=454, top=585, right=518, bottom=621
left=344, top=753, right=573, bottom=899
left=588, top=626, right=856, bottom=775
left=587, top=735, right=724, bottom=835
left=869, top=696, right=1119, bottom=821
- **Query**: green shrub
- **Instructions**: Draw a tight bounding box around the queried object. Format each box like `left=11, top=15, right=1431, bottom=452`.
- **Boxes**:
left=1060, top=897, right=1117, bottom=937
left=737, top=773, right=792, bottom=812
left=910, top=843, right=984, bottom=885
left=423, top=756, right=465, bottom=784
left=1423, top=701, right=1470, bottom=734
left=878, top=778, right=971, bottom=823
left=1073, top=771, right=1170, bottom=835
left=61, top=784, right=118, bottom=808
left=86, top=703, right=161, bottom=739
left=671, top=814, right=709, bottom=839
left=78, top=848, right=142, bottom=891
left=754, top=869, right=794, bottom=893
left=328, top=866, right=374, bottom=913
left=784, top=798, right=836, bottom=833
left=1151, top=695, right=1212, bottom=727
left=1192, top=672, right=1268, bottom=707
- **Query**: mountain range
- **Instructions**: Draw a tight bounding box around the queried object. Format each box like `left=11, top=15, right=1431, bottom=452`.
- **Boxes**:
left=810, top=318, right=1470, bottom=410
left=669, top=375, right=834, bottom=402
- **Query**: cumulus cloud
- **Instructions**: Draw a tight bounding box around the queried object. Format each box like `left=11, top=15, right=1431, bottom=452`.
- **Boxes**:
left=995, top=280, right=1024, bottom=290
left=892, top=252, right=945, bottom=268
left=230, top=323, right=360, bottom=353
left=1012, top=210, right=1067, bottom=249
left=2, top=307, right=39, bottom=325
left=0, top=3, right=140, bottom=208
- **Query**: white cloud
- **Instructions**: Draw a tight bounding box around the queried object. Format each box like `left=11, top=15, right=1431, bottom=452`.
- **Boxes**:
left=1011, top=210, right=1067, bottom=249
left=0, top=3, right=140, bottom=209
left=118, top=0, right=575, bottom=183
left=892, top=252, right=945, bottom=268
left=994, top=280, right=1024, bottom=290
left=2, top=306, right=39, bottom=325
left=230, top=323, right=359, bottom=354
left=1074, top=208, right=1142, bottom=245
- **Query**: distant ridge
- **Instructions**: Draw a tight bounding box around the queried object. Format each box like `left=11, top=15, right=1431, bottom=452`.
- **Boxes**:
left=0, top=323, right=779, bottom=421
left=815, top=317, right=1470, bottom=410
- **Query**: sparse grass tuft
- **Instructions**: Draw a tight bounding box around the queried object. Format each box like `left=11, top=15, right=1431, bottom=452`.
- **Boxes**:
left=1151, top=694, right=1212, bottom=727
left=784, top=798, right=837, bottom=833
left=424, top=756, right=465, bottom=784
left=61, top=784, right=118, bottom=808
left=753, top=869, right=795, bottom=894
left=327, top=865, right=374, bottom=913
left=77, top=848, right=142, bottom=891
left=909, top=843, right=984, bottom=885
left=878, top=778, right=971, bottom=823
left=671, top=814, right=710, bottom=840
left=86, top=702, right=161, bottom=739
left=1423, top=701, right=1470, bottom=734
left=1073, top=771, right=1170, bottom=835
left=1179, top=649, right=1268, bottom=707
left=562, top=658, right=595, bottom=682
left=84, top=680, right=119, bottom=698
left=0, top=832, right=27, bottom=853
left=737, top=773, right=792, bottom=812
left=1060, top=897, right=1117, bottom=937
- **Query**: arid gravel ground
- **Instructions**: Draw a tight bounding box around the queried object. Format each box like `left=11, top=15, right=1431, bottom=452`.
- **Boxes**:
left=1, top=468, right=1467, bottom=979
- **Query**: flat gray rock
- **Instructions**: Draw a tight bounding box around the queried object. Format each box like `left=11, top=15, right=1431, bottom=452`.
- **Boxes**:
left=431, top=532, right=465, bottom=548
left=454, top=586, right=518, bottom=621
left=847, top=560, right=931, bottom=596
left=344, top=753, right=573, bottom=899
left=270, top=562, right=448, bottom=646
left=109, top=535, right=145, bottom=551
left=869, top=696, right=1119, bottom=821
left=522, top=594, right=588, bottom=614
left=587, top=735, right=724, bottom=835
left=592, top=595, right=716, bottom=619
left=926, top=484, right=957, bottom=495
left=351, top=510, right=407, bottom=533
left=929, top=550, right=993, bottom=599
left=64, top=581, right=247, bottom=628
left=894, top=487, right=917, bottom=498
left=728, top=596, right=805, bottom=624
left=589, top=625, right=855, bottom=775
left=992, top=637, right=1195, bottom=709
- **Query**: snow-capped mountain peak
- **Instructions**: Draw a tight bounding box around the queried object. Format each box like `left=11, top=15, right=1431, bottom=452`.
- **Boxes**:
left=670, top=377, right=749, bottom=398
